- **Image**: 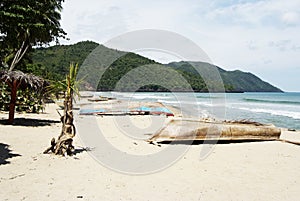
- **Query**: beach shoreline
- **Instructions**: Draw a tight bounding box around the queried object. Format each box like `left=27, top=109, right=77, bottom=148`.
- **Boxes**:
left=1, top=102, right=300, bottom=200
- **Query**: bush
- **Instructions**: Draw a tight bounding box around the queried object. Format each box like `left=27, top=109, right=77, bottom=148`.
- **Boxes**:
left=0, top=84, right=45, bottom=113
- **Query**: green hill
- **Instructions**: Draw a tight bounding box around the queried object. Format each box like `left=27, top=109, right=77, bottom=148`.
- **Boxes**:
left=30, top=41, right=99, bottom=80
left=30, top=41, right=282, bottom=92
left=168, top=61, right=282, bottom=92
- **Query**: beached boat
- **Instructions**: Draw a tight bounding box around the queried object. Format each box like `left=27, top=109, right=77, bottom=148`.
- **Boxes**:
left=87, top=96, right=116, bottom=102
left=79, top=106, right=174, bottom=116
left=79, top=94, right=93, bottom=98
left=148, top=119, right=281, bottom=143
left=88, top=97, right=109, bottom=102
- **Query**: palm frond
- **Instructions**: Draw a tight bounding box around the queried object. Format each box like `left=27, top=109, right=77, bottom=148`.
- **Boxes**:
left=46, top=63, right=84, bottom=99
left=0, top=70, right=48, bottom=90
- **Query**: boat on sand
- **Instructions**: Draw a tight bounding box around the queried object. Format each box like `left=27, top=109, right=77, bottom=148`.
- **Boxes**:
left=148, top=119, right=281, bottom=143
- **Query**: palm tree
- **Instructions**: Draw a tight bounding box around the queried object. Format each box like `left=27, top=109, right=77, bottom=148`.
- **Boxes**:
left=44, top=63, right=80, bottom=156
left=0, top=70, right=48, bottom=124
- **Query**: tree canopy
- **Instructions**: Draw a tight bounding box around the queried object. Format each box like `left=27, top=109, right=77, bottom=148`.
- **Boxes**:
left=0, top=1, right=66, bottom=124
left=0, top=0, right=66, bottom=71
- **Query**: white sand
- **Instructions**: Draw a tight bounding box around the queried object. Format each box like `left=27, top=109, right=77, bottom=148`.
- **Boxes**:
left=1, top=103, right=300, bottom=201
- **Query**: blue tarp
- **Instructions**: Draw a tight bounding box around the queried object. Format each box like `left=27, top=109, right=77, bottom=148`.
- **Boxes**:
left=135, top=106, right=152, bottom=112
left=79, top=106, right=173, bottom=116
left=135, top=107, right=172, bottom=114
left=79, top=109, right=105, bottom=115
left=154, top=107, right=172, bottom=114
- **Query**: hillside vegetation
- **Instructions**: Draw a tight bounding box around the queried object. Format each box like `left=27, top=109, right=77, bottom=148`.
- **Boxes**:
left=31, top=41, right=282, bottom=92
left=168, top=61, right=282, bottom=92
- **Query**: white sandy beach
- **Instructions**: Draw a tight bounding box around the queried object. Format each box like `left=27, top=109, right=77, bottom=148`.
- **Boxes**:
left=1, top=103, right=300, bottom=201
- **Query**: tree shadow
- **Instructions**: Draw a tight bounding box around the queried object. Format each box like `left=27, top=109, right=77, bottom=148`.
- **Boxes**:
left=0, top=143, right=21, bottom=165
left=0, top=118, right=60, bottom=127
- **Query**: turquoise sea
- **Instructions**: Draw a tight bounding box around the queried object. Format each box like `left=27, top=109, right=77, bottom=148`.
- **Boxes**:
left=96, top=92, right=300, bottom=130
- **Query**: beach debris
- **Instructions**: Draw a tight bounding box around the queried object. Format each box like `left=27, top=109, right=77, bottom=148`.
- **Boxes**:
left=148, top=119, right=281, bottom=143
left=9, top=174, right=25, bottom=180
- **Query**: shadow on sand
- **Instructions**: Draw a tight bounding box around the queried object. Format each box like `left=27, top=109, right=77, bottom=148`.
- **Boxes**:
left=0, top=143, right=21, bottom=165
left=158, top=139, right=275, bottom=145
left=73, top=147, right=94, bottom=155
left=0, top=118, right=60, bottom=127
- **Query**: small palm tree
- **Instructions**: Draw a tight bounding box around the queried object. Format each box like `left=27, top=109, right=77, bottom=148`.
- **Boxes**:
left=0, top=70, right=48, bottom=124
left=44, top=63, right=81, bottom=156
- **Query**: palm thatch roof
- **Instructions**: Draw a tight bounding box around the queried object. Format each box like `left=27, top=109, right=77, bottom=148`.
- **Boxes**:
left=0, top=70, right=48, bottom=90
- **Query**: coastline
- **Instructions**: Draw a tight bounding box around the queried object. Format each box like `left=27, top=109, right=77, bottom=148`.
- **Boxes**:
left=1, top=102, right=300, bottom=200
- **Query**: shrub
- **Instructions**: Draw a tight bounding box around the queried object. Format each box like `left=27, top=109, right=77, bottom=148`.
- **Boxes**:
left=0, top=84, right=45, bottom=113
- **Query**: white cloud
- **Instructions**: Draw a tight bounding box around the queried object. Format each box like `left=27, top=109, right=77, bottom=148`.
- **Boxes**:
left=59, top=0, right=300, bottom=91
left=204, top=0, right=300, bottom=27
left=281, top=12, right=300, bottom=25
left=60, top=0, right=130, bottom=43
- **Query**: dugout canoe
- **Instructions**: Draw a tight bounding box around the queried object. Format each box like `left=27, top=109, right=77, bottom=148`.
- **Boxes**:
left=148, top=119, right=281, bottom=143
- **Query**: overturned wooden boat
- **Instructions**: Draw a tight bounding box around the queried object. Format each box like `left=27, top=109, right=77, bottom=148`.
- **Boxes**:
left=148, top=119, right=281, bottom=143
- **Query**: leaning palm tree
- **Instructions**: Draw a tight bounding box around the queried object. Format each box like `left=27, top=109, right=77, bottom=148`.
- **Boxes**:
left=0, top=70, right=48, bottom=124
left=44, top=63, right=80, bottom=156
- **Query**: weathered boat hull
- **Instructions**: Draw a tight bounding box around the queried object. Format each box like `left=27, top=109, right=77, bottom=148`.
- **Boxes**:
left=148, top=119, right=281, bottom=143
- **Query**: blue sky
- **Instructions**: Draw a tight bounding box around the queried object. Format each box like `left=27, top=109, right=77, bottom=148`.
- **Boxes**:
left=60, top=0, right=300, bottom=92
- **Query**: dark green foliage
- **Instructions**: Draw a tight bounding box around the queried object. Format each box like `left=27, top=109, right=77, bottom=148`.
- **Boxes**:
left=0, top=84, right=10, bottom=111
left=168, top=61, right=282, bottom=92
left=98, top=53, right=157, bottom=91
left=30, top=41, right=282, bottom=93
left=0, top=84, right=45, bottom=113
left=221, top=70, right=281, bottom=92
left=32, top=41, right=99, bottom=81
left=0, top=0, right=66, bottom=70
left=0, top=1, right=64, bottom=117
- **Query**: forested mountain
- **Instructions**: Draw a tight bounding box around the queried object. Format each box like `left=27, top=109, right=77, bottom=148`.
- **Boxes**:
left=30, top=41, right=282, bottom=92
left=30, top=41, right=99, bottom=80
left=168, top=61, right=282, bottom=92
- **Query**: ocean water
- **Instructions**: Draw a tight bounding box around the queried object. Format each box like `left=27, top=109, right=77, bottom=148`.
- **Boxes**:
left=96, top=92, right=300, bottom=130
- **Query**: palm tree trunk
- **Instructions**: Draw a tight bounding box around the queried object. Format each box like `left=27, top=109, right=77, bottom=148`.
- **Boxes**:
left=44, top=76, right=76, bottom=156
left=54, top=92, right=75, bottom=155
left=8, top=80, right=18, bottom=124
left=9, top=41, right=29, bottom=71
